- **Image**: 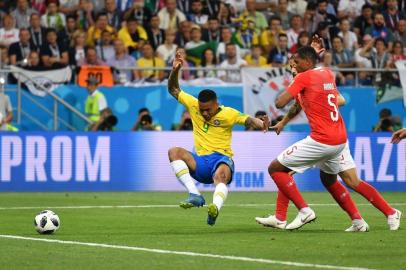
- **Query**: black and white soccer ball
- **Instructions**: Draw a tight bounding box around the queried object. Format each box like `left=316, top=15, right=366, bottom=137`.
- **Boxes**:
left=34, top=210, right=60, bottom=234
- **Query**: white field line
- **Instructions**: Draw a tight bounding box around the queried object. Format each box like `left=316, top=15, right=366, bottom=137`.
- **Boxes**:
left=0, top=203, right=405, bottom=210
left=0, top=234, right=378, bottom=270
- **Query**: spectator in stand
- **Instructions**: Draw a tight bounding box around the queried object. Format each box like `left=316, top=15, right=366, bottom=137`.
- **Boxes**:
left=77, top=47, right=107, bottom=66
left=185, top=25, right=206, bottom=50
left=384, top=0, right=405, bottom=32
left=11, top=0, right=38, bottom=29
left=68, top=30, right=87, bottom=66
left=146, top=15, right=165, bottom=50
left=158, top=0, right=186, bottom=31
left=41, top=0, right=66, bottom=32
left=260, top=16, right=285, bottom=55
left=124, top=0, right=152, bottom=26
left=76, top=0, right=95, bottom=29
left=368, top=37, right=391, bottom=83
left=217, top=1, right=234, bottom=26
left=286, top=15, right=303, bottom=50
left=188, top=0, right=209, bottom=29
left=118, top=16, right=148, bottom=55
left=96, top=30, right=115, bottom=62
left=217, top=26, right=240, bottom=63
left=58, top=0, right=80, bottom=14
left=115, top=0, right=133, bottom=13
left=157, top=28, right=178, bottom=66
left=337, top=0, right=365, bottom=21
left=278, top=0, right=294, bottom=30
left=107, top=39, right=137, bottom=83
left=136, top=43, right=165, bottom=82
left=41, top=28, right=69, bottom=68
left=202, top=16, right=221, bottom=43
left=218, top=43, right=247, bottom=83
left=245, top=44, right=268, bottom=67
left=303, top=2, right=317, bottom=34
left=197, top=47, right=218, bottom=78
left=32, top=0, right=47, bottom=15
left=86, top=12, right=114, bottom=47
left=268, top=33, right=289, bottom=66
left=175, top=0, right=193, bottom=16
left=313, top=0, right=338, bottom=30
left=9, top=29, right=36, bottom=66
left=91, top=0, right=106, bottom=14
left=387, top=40, right=406, bottom=68
left=394, top=18, right=406, bottom=49
left=317, top=51, right=347, bottom=85
left=289, top=30, right=310, bottom=54
left=355, top=34, right=374, bottom=84
left=314, top=21, right=336, bottom=51
left=58, top=14, right=79, bottom=47
left=331, top=36, right=356, bottom=85
left=26, top=51, right=44, bottom=69
left=287, top=0, right=307, bottom=17
left=239, top=0, right=268, bottom=34
left=338, top=18, right=359, bottom=52
left=175, top=20, right=192, bottom=48
left=0, top=15, right=20, bottom=48
left=224, top=0, right=247, bottom=14
left=0, top=46, right=9, bottom=67
left=28, top=14, right=47, bottom=49
left=353, top=4, right=374, bottom=40
left=103, top=0, right=122, bottom=30
left=365, top=12, right=394, bottom=49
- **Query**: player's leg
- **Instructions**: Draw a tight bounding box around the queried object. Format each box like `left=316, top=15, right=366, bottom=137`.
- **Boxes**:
left=320, top=171, right=368, bottom=232
left=255, top=189, right=289, bottom=229
left=339, top=168, right=401, bottom=230
left=168, top=147, right=205, bottom=208
left=268, top=159, right=316, bottom=230
left=206, top=163, right=232, bottom=226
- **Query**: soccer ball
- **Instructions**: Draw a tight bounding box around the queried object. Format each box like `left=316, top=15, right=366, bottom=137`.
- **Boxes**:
left=34, top=210, right=60, bottom=234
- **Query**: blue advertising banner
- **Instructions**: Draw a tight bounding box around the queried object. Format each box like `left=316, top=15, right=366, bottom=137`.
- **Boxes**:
left=0, top=132, right=404, bottom=192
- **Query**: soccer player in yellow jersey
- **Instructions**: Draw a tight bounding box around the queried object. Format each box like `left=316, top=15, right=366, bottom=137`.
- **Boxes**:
left=168, top=49, right=268, bottom=226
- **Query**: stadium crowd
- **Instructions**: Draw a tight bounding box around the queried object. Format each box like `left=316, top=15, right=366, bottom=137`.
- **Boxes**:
left=0, top=0, right=405, bottom=85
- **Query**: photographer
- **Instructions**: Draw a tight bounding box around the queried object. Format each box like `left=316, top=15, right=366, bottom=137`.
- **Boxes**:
left=132, top=107, right=162, bottom=131
left=172, top=110, right=193, bottom=130
left=90, top=107, right=118, bottom=131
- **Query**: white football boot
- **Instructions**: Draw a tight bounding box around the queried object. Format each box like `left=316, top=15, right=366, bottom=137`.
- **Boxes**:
left=285, top=208, right=316, bottom=230
left=345, top=219, right=369, bottom=232
left=255, top=215, right=287, bottom=229
left=387, top=209, right=402, bottom=231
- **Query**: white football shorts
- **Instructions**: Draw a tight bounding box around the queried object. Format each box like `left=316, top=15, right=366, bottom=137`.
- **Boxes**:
left=277, top=136, right=356, bottom=175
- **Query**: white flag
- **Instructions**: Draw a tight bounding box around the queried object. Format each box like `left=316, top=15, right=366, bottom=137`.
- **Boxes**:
left=395, top=60, right=406, bottom=106
left=242, top=67, right=308, bottom=124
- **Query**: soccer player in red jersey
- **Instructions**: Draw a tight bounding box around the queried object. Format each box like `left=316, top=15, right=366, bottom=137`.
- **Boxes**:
left=258, top=46, right=401, bottom=230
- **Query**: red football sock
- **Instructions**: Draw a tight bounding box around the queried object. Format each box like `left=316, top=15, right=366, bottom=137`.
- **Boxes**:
left=324, top=180, right=362, bottom=220
left=271, top=172, right=308, bottom=210
left=275, top=190, right=289, bottom=221
left=355, top=181, right=395, bottom=217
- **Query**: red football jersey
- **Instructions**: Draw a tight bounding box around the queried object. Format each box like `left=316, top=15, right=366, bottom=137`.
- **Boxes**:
left=288, top=67, right=347, bottom=145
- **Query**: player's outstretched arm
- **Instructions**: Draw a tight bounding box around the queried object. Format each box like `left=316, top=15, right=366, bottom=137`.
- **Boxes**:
left=391, top=128, right=406, bottom=144
left=168, top=49, right=184, bottom=99
left=245, top=116, right=269, bottom=132
left=270, top=102, right=302, bottom=135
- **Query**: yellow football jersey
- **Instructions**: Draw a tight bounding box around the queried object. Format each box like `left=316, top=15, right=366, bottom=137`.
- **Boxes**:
left=178, top=91, right=249, bottom=157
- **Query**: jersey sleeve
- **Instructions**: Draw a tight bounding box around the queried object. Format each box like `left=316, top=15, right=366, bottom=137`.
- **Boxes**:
left=287, top=73, right=306, bottom=98
left=178, top=91, right=198, bottom=110
left=230, top=107, right=249, bottom=126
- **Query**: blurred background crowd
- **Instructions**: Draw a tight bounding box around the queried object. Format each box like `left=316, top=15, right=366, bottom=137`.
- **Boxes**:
left=0, top=0, right=405, bottom=85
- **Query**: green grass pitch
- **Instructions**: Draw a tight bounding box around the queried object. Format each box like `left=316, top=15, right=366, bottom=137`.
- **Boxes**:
left=0, top=192, right=404, bottom=270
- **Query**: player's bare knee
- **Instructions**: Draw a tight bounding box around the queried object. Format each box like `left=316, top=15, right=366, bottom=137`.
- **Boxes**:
left=168, top=147, right=183, bottom=161
left=214, top=173, right=229, bottom=185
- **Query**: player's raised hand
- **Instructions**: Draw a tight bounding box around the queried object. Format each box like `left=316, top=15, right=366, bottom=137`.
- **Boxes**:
left=311, top=34, right=325, bottom=56
left=173, top=49, right=184, bottom=71
left=391, top=128, right=406, bottom=144
left=269, top=121, right=285, bottom=135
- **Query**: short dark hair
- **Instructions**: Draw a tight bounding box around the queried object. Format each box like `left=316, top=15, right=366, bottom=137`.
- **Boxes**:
left=138, top=107, right=150, bottom=114
left=255, top=110, right=267, bottom=117
left=296, top=46, right=318, bottom=65
left=198, top=89, right=217, bottom=102
left=379, top=108, right=392, bottom=118
left=46, top=28, right=57, bottom=35
left=127, top=16, right=138, bottom=23
left=375, top=37, right=386, bottom=46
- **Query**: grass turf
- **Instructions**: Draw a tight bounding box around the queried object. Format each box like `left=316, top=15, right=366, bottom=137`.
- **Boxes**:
left=0, top=192, right=404, bottom=270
